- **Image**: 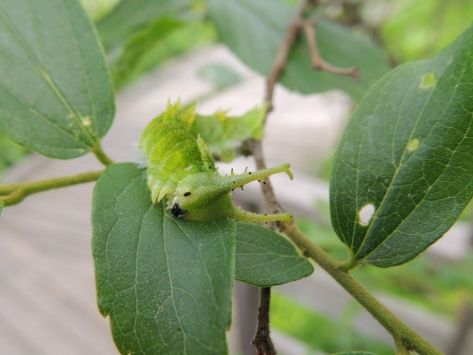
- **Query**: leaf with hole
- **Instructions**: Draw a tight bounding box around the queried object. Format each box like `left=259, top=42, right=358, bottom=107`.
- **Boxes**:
left=207, top=0, right=390, bottom=99
left=330, top=25, right=473, bottom=267
left=92, top=163, right=235, bottom=354
left=235, top=222, right=314, bottom=287
left=0, top=0, right=115, bottom=159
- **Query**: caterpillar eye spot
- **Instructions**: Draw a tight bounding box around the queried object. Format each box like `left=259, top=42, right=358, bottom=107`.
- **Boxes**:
left=183, top=192, right=191, bottom=197
left=171, top=203, right=185, bottom=218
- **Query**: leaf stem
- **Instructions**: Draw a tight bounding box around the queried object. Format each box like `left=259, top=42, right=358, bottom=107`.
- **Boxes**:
left=93, top=143, right=114, bottom=166
left=0, top=170, right=103, bottom=207
left=301, top=19, right=359, bottom=78
left=338, top=257, right=360, bottom=271
left=280, top=222, right=442, bottom=355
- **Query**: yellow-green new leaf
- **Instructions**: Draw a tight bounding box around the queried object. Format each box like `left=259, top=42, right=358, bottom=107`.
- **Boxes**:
left=330, top=25, right=473, bottom=267
left=0, top=0, right=115, bottom=159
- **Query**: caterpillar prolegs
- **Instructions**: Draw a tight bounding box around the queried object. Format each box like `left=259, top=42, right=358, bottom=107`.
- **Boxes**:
left=139, top=102, right=293, bottom=223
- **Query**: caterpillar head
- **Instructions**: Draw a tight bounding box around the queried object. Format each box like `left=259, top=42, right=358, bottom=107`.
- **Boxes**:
left=172, top=164, right=294, bottom=221
left=173, top=172, right=231, bottom=214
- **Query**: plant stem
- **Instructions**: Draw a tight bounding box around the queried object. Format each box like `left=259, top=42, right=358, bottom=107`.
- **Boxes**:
left=93, top=143, right=114, bottom=166
left=252, top=287, right=276, bottom=355
left=248, top=0, right=441, bottom=353
left=0, top=170, right=103, bottom=207
left=280, top=222, right=442, bottom=355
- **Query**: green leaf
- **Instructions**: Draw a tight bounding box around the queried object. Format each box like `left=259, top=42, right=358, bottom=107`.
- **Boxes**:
left=92, top=163, right=235, bottom=354
left=197, top=62, right=242, bottom=90
left=382, top=0, right=473, bottom=62
left=207, top=0, right=390, bottom=99
left=97, top=0, right=191, bottom=52
left=0, top=0, right=115, bottom=159
left=112, top=18, right=183, bottom=88
left=235, top=222, right=314, bottom=287
left=193, top=107, right=265, bottom=162
left=330, top=25, right=473, bottom=267
left=332, top=352, right=377, bottom=355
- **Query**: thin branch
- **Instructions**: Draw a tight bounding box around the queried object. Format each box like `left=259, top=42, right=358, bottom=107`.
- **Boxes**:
left=252, top=288, right=276, bottom=355
left=0, top=170, right=103, bottom=207
left=264, top=0, right=309, bottom=114
left=93, top=143, right=115, bottom=166
left=251, top=2, right=312, bottom=352
left=280, top=223, right=441, bottom=355
left=301, top=19, right=359, bottom=78
left=248, top=0, right=441, bottom=354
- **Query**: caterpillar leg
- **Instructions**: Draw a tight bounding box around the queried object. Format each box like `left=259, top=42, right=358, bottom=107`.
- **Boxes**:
left=231, top=207, right=293, bottom=223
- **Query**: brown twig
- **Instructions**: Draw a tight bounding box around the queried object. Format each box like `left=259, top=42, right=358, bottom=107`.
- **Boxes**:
left=248, top=1, right=441, bottom=354
left=251, top=288, right=275, bottom=355
left=251, top=0, right=309, bottom=352
left=301, top=19, right=359, bottom=78
left=250, top=1, right=312, bottom=354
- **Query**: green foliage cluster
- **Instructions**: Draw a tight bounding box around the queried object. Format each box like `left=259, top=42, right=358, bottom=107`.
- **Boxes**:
left=382, top=0, right=473, bottom=62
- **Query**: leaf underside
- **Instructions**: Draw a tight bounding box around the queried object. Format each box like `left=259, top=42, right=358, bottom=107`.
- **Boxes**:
left=330, top=25, right=473, bottom=267
left=97, top=0, right=191, bottom=52
left=0, top=0, right=115, bottom=159
left=207, top=0, right=390, bottom=99
left=92, top=163, right=235, bottom=354
left=235, top=222, right=314, bottom=287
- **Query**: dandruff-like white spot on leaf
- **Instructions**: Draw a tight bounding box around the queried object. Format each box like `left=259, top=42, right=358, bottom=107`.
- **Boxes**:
left=358, top=204, right=375, bottom=226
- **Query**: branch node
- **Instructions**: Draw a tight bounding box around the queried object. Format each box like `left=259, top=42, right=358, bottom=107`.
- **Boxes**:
left=302, top=19, right=360, bottom=79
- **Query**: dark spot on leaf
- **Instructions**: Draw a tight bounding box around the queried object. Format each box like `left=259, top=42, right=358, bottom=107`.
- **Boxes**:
left=184, top=192, right=191, bottom=197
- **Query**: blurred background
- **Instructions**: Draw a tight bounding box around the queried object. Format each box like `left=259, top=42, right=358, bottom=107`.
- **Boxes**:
left=1, top=0, right=473, bottom=354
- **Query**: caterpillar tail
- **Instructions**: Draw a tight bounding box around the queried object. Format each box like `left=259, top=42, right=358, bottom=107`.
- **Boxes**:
left=230, top=206, right=293, bottom=223
left=226, top=163, right=293, bottom=191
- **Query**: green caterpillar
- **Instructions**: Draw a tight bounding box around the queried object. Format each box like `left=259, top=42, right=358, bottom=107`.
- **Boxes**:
left=139, top=102, right=293, bottom=223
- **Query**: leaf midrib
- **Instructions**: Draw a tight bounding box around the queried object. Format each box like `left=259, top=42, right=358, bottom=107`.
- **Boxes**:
left=0, top=1, right=97, bottom=146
